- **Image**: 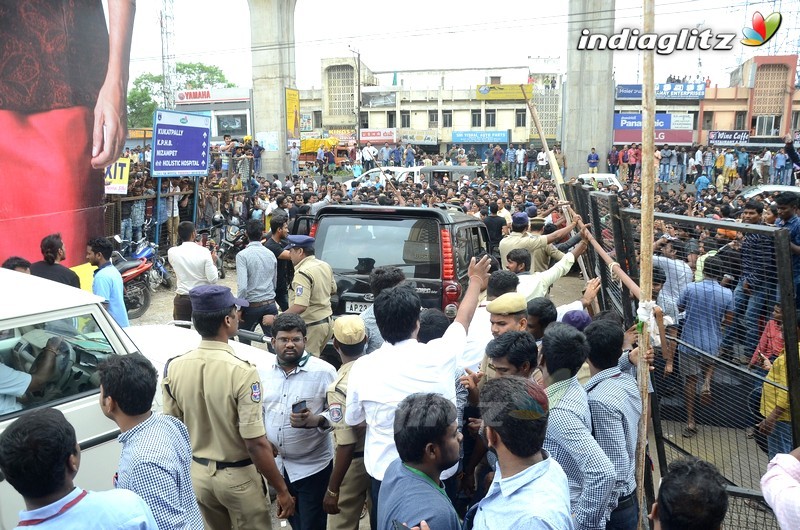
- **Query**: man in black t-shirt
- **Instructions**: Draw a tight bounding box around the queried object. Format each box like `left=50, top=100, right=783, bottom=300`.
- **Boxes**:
left=264, top=214, right=292, bottom=310
left=29, top=233, right=81, bottom=288
left=483, top=203, right=508, bottom=258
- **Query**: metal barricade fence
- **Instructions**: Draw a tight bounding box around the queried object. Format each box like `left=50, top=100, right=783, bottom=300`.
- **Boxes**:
left=566, top=182, right=799, bottom=529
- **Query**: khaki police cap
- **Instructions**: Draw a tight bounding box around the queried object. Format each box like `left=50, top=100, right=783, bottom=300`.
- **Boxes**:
left=333, top=315, right=366, bottom=345
left=486, top=292, right=527, bottom=315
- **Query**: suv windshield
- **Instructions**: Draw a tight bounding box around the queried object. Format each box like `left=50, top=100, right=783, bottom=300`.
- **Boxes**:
left=316, top=217, right=441, bottom=279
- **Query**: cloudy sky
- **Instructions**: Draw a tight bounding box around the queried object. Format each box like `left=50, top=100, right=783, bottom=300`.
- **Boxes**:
left=126, top=0, right=796, bottom=90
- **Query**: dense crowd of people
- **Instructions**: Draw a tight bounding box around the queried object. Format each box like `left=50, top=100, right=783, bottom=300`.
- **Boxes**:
left=3, top=126, right=800, bottom=530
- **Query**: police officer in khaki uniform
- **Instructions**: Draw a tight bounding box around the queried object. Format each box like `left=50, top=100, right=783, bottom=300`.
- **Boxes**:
left=163, top=285, right=295, bottom=529
left=323, top=316, right=372, bottom=530
left=264, top=235, right=336, bottom=356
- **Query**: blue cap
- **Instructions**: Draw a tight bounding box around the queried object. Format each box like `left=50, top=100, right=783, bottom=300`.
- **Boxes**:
left=285, top=235, right=316, bottom=250
left=511, top=212, right=529, bottom=226
left=526, top=205, right=538, bottom=218
left=190, top=285, right=249, bottom=312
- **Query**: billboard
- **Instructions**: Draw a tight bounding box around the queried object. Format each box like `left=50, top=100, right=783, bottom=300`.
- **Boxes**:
left=360, top=128, right=397, bottom=144
left=615, top=83, right=706, bottom=100
left=475, top=84, right=533, bottom=100
left=452, top=130, right=509, bottom=143
left=361, top=90, right=397, bottom=108
left=708, top=130, right=750, bottom=146
left=613, top=113, right=694, bottom=130
left=285, top=88, right=300, bottom=140
left=104, top=158, right=131, bottom=194
left=400, top=130, right=438, bottom=146
left=300, top=113, right=313, bottom=132
left=613, top=129, right=694, bottom=144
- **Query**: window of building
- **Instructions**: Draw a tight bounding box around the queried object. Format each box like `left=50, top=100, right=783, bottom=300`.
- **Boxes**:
left=387, top=111, right=396, bottom=128
left=312, top=111, right=322, bottom=129
left=442, top=110, right=452, bottom=128
left=755, top=115, right=780, bottom=136
left=360, top=112, right=369, bottom=129
left=485, top=109, right=496, bottom=128
left=734, top=111, right=747, bottom=131
left=401, top=111, right=410, bottom=128
left=701, top=111, right=713, bottom=131
left=216, top=113, right=249, bottom=137
left=472, top=110, right=481, bottom=127
left=428, top=110, right=438, bottom=128
left=515, top=109, right=527, bottom=128
left=490, top=76, right=501, bottom=85
left=471, top=110, right=482, bottom=127
left=327, top=64, right=355, bottom=117
left=791, top=111, right=800, bottom=132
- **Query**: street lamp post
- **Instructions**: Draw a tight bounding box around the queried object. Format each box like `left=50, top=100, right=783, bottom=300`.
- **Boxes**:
left=351, top=48, right=362, bottom=147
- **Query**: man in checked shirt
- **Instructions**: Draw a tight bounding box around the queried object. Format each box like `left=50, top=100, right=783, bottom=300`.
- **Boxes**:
left=583, top=320, right=642, bottom=530
left=539, top=322, right=615, bottom=530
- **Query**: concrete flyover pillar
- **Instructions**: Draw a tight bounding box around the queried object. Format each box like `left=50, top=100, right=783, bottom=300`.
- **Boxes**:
left=249, top=0, right=297, bottom=176
left=564, top=0, right=615, bottom=179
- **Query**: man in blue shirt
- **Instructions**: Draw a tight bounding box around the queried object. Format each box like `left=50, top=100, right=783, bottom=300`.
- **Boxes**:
left=99, top=354, right=203, bottom=529
left=87, top=237, right=129, bottom=327
left=693, top=173, right=710, bottom=200
left=468, top=376, right=574, bottom=530
left=587, top=148, right=600, bottom=174
left=584, top=320, right=642, bottom=530
left=677, top=256, right=733, bottom=438
left=540, top=323, right=615, bottom=530
left=0, top=408, right=158, bottom=529
left=736, top=147, right=749, bottom=185
left=775, top=191, right=800, bottom=308
left=378, top=393, right=462, bottom=530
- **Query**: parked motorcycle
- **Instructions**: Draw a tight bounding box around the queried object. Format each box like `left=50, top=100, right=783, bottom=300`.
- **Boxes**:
left=111, top=257, right=153, bottom=320
left=216, top=218, right=248, bottom=276
left=115, top=222, right=171, bottom=291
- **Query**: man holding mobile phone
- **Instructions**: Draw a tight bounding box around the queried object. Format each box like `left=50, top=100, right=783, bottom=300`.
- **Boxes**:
left=260, top=313, right=337, bottom=530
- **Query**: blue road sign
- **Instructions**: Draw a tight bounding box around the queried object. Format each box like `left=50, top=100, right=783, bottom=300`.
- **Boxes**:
left=151, top=109, right=211, bottom=177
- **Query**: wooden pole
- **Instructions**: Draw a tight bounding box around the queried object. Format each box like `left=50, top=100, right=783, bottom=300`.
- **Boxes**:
left=636, top=0, right=656, bottom=526
left=521, top=85, right=594, bottom=290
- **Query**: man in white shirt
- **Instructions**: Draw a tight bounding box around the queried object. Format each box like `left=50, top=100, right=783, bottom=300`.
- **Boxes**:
left=288, top=142, right=301, bottom=176
left=345, top=256, right=490, bottom=524
left=516, top=146, right=526, bottom=178
left=260, top=313, right=336, bottom=530
left=361, top=142, right=378, bottom=172
left=167, top=221, right=218, bottom=323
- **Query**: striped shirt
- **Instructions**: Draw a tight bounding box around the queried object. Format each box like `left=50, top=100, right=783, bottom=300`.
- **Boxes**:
left=236, top=241, right=277, bottom=303
left=544, top=376, right=615, bottom=530
left=115, top=413, right=203, bottom=530
left=585, top=368, right=641, bottom=512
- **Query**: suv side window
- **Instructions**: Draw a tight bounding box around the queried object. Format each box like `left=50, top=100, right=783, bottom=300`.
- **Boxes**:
left=454, top=225, right=475, bottom=277
left=0, top=313, right=118, bottom=418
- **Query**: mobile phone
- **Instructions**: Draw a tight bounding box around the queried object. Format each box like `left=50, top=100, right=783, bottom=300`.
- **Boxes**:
left=391, top=521, right=407, bottom=530
left=292, top=400, right=307, bottom=414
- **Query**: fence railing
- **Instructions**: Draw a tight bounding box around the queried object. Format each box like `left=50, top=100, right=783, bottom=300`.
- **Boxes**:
left=566, top=182, right=800, bottom=529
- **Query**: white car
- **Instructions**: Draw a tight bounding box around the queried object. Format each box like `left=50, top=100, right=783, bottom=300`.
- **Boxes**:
left=0, top=269, right=268, bottom=529
left=343, top=166, right=422, bottom=191
left=576, top=172, right=624, bottom=190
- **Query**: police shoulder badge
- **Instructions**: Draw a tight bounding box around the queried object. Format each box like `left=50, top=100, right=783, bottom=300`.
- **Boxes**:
left=329, top=402, right=343, bottom=423
left=296, top=285, right=304, bottom=297
left=250, top=382, right=262, bottom=403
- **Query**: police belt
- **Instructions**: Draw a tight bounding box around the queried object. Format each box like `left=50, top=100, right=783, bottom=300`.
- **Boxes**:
left=192, top=456, right=253, bottom=469
left=353, top=451, right=364, bottom=458
left=614, top=492, right=637, bottom=511
left=307, top=316, right=332, bottom=327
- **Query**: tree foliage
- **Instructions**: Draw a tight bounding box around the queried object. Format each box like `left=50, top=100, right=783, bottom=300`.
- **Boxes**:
left=127, top=62, right=235, bottom=128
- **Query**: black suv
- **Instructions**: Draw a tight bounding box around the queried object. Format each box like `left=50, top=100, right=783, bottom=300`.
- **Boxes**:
left=294, top=205, right=489, bottom=318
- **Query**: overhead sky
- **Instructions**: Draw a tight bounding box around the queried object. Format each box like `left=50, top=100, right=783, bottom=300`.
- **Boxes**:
left=126, top=0, right=796, bottom=90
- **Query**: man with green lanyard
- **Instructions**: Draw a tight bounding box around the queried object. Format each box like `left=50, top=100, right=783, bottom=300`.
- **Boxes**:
left=377, top=393, right=463, bottom=530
